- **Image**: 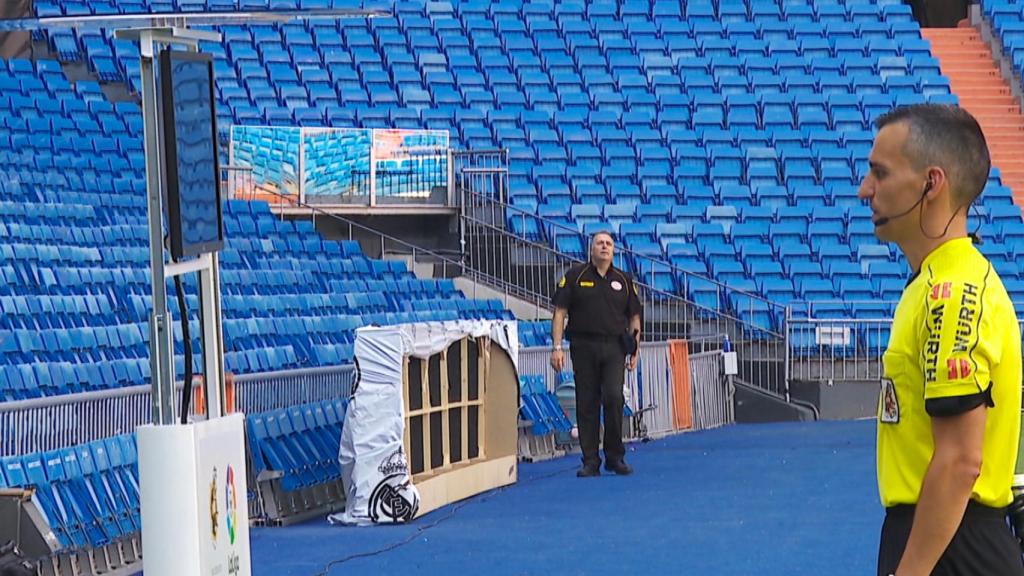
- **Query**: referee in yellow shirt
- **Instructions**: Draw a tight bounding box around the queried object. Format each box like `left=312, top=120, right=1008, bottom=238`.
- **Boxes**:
left=859, top=104, right=1024, bottom=576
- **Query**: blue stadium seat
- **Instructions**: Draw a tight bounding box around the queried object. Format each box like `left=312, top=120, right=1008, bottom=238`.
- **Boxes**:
left=19, top=0, right=992, bottom=365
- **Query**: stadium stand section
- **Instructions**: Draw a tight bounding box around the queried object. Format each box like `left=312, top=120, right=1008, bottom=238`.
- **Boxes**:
left=977, top=0, right=1024, bottom=191
left=984, top=0, right=1024, bottom=78
left=518, top=374, right=572, bottom=437
left=246, top=398, right=348, bottom=493
left=33, top=0, right=380, bottom=17
left=0, top=397, right=349, bottom=558
left=922, top=26, right=1024, bottom=200
left=8, top=0, right=1024, bottom=570
left=1, top=434, right=141, bottom=553
left=517, top=319, right=553, bottom=348
left=0, top=57, right=510, bottom=400
left=36, top=0, right=1024, bottom=335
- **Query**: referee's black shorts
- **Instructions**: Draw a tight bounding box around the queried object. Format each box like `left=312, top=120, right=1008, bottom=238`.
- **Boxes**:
left=878, top=500, right=1024, bottom=576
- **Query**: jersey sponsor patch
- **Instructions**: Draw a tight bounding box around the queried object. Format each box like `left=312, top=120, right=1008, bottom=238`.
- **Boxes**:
left=930, top=281, right=952, bottom=301
left=610, top=280, right=622, bottom=291
left=579, top=281, right=594, bottom=287
left=880, top=378, right=899, bottom=424
left=923, top=281, right=981, bottom=384
left=947, top=357, right=972, bottom=380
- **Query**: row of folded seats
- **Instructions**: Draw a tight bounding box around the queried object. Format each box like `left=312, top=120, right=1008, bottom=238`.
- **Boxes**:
left=794, top=318, right=1022, bottom=356
left=39, top=1, right=928, bottom=122
left=35, top=0, right=359, bottom=18
left=0, top=303, right=505, bottom=400
left=0, top=434, right=140, bottom=553
left=983, top=0, right=1024, bottom=76
left=246, top=398, right=347, bottom=492
left=61, top=28, right=939, bottom=119
left=523, top=317, right=893, bottom=356
left=790, top=323, right=892, bottom=357
left=518, top=321, right=553, bottom=348
left=0, top=399, right=351, bottom=558
left=34, top=0, right=914, bottom=23
left=0, top=55, right=521, bottom=397
left=34, top=0, right=916, bottom=21
left=519, top=375, right=572, bottom=437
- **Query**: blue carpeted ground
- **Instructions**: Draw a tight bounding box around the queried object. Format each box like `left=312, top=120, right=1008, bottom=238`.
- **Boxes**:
left=250, top=419, right=882, bottom=576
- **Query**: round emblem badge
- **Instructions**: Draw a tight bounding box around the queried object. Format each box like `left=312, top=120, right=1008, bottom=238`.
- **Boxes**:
left=610, top=281, right=623, bottom=291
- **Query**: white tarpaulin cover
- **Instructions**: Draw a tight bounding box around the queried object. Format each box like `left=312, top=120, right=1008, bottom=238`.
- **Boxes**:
left=328, top=319, right=518, bottom=526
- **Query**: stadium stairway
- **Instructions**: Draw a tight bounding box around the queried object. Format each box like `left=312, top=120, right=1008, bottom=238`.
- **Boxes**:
left=923, top=27, right=1024, bottom=205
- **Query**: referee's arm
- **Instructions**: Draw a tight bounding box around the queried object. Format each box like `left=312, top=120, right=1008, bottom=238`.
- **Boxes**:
left=896, top=406, right=985, bottom=576
left=896, top=280, right=997, bottom=576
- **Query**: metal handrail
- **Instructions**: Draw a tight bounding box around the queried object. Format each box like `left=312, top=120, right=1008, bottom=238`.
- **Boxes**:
left=486, top=189, right=788, bottom=315
left=454, top=149, right=790, bottom=394
left=461, top=196, right=771, bottom=332
left=460, top=186, right=786, bottom=339
left=235, top=177, right=469, bottom=267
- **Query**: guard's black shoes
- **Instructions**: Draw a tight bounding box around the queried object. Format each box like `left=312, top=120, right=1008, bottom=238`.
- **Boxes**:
left=604, top=460, right=633, bottom=475
left=576, top=465, right=600, bottom=477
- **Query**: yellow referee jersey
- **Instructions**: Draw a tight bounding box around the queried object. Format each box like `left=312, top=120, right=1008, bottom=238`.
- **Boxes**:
left=877, top=237, right=1022, bottom=508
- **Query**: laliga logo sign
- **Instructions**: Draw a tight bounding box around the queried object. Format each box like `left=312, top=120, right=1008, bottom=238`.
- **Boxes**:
left=225, top=465, right=241, bottom=576
left=225, top=465, right=237, bottom=546
left=209, top=467, right=219, bottom=547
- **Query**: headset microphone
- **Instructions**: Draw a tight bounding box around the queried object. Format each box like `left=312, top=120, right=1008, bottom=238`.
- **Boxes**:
left=872, top=179, right=933, bottom=227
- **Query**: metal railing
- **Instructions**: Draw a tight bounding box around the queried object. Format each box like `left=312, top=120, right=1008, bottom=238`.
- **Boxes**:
left=787, top=316, right=892, bottom=383
left=454, top=155, right=785, bottom=324
left=222, top=164, right=255, bottom=202
left=788, top=312, right=1024, bottom=384
left=373, top=146, right=449, bottom=205
left=232, top=151, right=813, bottom=399
left=452, top=149, right=509, bottom=205
left=518, top=342, right=733, bottom=439
left=234, top=173, right=477, bottom=289
left=455, top=154, right=790, bottom=395
left=460, top=188, right=784, bottom=342
left=234, top=365, right=355, bottom=414
left=0, top=365, right=354, bottom=457
left=690, top=350, right=734, bottom=430
left=626, top=342, right=678, bottom=439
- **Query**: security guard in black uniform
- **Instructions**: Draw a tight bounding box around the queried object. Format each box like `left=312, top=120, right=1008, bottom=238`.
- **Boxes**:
left=550, top=231, right=643, bottom=477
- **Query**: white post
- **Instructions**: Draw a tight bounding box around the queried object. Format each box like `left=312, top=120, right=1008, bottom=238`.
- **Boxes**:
left=136, top=28, right=176, bottom=425
left=116, top=24, right=250, bottom=576
left=298, top=127, right=306, bottom=205
left=369, top=128, right=378, bottom=207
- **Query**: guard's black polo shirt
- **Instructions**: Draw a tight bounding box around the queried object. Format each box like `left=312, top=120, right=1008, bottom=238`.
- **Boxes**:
left=552, top=262, right=643, bottom=338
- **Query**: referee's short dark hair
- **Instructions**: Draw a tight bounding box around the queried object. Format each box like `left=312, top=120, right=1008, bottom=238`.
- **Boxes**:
left=875, top=104, right=991, bottom=207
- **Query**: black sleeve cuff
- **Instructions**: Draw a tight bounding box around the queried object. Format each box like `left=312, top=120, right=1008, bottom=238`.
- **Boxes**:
left=925, top=388, right=994, bottom=418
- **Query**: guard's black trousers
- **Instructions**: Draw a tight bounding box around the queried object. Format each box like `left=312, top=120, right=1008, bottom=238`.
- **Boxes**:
left=878, top=501, right=1024, bottom=576
left=569, top=336, right=626, bottom=468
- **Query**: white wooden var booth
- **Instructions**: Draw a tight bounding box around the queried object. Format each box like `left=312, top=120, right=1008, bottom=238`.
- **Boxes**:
left=330, top=320, right=520, bottom=525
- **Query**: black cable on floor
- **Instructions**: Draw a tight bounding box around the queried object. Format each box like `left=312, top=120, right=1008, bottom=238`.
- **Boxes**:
left=311, top=462, right=580, bottom=576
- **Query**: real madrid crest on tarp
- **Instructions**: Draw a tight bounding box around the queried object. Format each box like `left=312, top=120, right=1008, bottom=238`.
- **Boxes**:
left=368, top=449, right=420, bottom=523
left=328, top=325, right=422, bottom=526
